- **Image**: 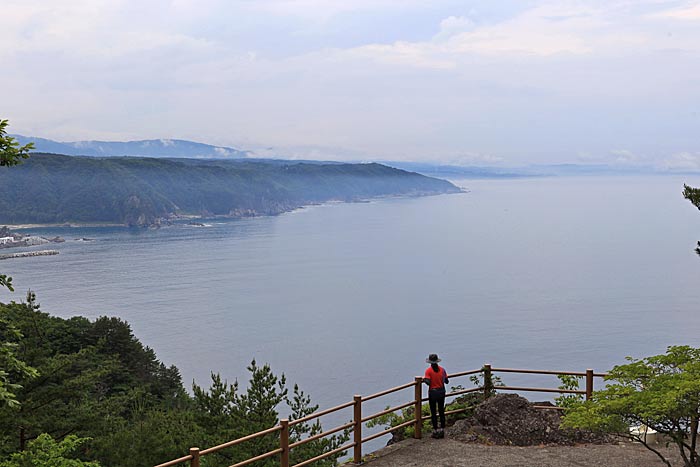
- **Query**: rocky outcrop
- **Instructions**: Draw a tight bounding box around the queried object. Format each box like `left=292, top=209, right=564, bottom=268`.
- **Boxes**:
left=446, top=394, right=611, bottom=446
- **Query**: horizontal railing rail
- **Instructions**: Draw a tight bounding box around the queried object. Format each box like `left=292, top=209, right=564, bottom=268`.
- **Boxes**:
left=155, top=364, right=608, bottom=467
left=155, top=454, right=193, bottom=467
left=289, top=422, right=355, bottom=450
left=498, top=386, right=586, bottom=395
left=199, top=425, right=283, bottom=456
left=362, top=381, right=416, bottom=402
left=289, top=401, right=355, bottom=427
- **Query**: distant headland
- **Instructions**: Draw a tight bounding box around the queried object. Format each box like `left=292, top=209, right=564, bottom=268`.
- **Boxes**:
left=0, top=153, right=461, bottom=227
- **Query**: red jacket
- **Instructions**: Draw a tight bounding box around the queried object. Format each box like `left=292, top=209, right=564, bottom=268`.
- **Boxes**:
left=424, top=365, right=448, bottom=390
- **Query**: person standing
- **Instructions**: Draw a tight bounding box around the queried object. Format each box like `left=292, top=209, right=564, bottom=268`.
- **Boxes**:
left=423, top=353, right=449, bottom=438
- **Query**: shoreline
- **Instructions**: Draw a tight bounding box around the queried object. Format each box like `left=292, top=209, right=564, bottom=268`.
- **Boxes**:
left=3, top=190, right=465, bottom=230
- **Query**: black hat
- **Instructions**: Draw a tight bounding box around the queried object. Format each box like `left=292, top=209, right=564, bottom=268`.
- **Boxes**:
left=426, top=354, right=441, bottom=364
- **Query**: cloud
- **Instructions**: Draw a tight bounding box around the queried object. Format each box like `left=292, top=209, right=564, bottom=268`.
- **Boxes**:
left=434, top=16, right=475, bottom=42
left=663, top=152, right=700, bottom=171
left=443, top=4, right=600, bottom=56
left=347, top=41, right=455, bottom=69
left=332, top=2, right=646, bottom=72
left=651, top=3, right=700, bottom=20
left=2, top=0, right=700, bottom=164
left=247, top=0, right=430, bottom=21
left=0, top=1, right=217, bottom=62
left=610, top=149, right=640, bottom=164
left=443, top=152, right=504, bottom=166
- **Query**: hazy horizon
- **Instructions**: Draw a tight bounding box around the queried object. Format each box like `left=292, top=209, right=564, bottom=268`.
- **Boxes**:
left=3, top=1, right=700, bottom=168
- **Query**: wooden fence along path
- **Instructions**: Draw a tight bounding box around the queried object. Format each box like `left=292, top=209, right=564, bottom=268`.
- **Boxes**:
left=154, top=364, right=607, bottom=467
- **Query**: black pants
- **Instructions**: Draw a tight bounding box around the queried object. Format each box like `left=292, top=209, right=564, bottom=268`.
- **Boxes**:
left=428, top=388, right=446, bottom=429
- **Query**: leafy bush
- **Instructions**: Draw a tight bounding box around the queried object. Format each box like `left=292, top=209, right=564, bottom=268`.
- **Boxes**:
left=0, top=434, right=100, bottom=467
left=563, top=346, right=700, bottom=467
left=554, top=374, right=584, bottom=409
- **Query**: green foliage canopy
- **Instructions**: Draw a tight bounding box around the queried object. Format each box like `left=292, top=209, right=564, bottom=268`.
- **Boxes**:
left=563, top=346, right=700, bottom=467
left=0, top=293, right=39, bottom=409
left=0, top=120, right=33, bottom=167
left=0, top=295, right=347, bottom=467
left=0, top=434, right=100, bottom=467
left=0, top=296, right=191, bottom=466
left=192, top=363, right=348, bottom=467
left=684, top=184, right=700, bottom=256
left=0, top=118, right=34, bottom=291
left=684, top=185, right=700, bottom=211
left=0, top=119, right=38, bottom=412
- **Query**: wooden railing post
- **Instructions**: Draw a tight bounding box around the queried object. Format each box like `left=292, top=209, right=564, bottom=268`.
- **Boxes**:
left=280, top=419, right=289, bottom=467
left=585, top=369, right=594, bottom=400
left=414, top=376, right=423, bottom=439
left=353, top=395, right=362, bottom=465
left=189, top=448, right=200, bottom=467
left=483, top=364, right=493, bottom=400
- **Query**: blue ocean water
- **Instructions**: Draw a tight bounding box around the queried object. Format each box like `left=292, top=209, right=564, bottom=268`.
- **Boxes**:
left=2, top=175, right=700, bottom=421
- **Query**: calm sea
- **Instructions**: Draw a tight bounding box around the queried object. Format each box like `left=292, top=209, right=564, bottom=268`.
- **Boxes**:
left=3, top=175, right=700, bottom=418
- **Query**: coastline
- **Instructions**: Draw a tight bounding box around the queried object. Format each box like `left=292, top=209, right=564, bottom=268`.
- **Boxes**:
left=3, top=189, right=465, bottom=230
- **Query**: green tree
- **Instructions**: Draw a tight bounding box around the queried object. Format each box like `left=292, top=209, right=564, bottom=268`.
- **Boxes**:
left=684, top=184, right=700, bottom=256
left=1, top=297, right=344, bottom=467
left=0, top=120, right=33, bottom=168
left=91, top=404, right=205, bottom=467
left=231, top=360, right=287, bottom=434
left=192, top=372, right=241, bottom=466
left=0, top=294, right=39, bottom=409
left=0, top=433, right=100, bottom=467
left=193, top=361, right=287, bottom=467
left=562, top=346, right=700, bottom=467
left=0, top=277, right=12, bottom=294
left=0, top=295, right=119, bottom=452
left=191, top=363, right=347, bottom=467
left=287, top=383, right=349, bottom=467
left=0, top=294, right=191, bottom=465
left=0, top=119, right=33, bottom=291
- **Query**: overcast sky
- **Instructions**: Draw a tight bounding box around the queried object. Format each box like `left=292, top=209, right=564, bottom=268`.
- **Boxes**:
left=3, top=0, right=700, bottom=166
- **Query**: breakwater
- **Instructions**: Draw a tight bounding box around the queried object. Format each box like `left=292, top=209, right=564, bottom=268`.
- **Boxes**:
left=0, top=250, right=59, bottom=260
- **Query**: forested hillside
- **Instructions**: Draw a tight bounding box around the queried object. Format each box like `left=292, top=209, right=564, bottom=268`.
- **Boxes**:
left=0, top=295, right=347, bottom=467
left=0, top=154, right=459, bottom=226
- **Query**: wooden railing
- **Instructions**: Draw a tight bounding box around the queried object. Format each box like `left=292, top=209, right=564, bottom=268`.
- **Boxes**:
left=154, top=364, right=607, bottom=467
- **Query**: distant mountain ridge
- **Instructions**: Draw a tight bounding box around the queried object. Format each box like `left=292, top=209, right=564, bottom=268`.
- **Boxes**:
left=383, top=161, right=665, bottom=179
left=12, top=135, right=249, bottom=159
left=14, top=135, right=686, bottom=178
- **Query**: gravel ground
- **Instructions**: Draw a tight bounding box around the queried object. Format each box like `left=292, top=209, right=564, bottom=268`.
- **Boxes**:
left=357, top=438, right=681, bottom=467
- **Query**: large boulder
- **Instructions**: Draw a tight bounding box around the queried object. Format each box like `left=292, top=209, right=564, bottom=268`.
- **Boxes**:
left=446, top=394, right=610, bottom=446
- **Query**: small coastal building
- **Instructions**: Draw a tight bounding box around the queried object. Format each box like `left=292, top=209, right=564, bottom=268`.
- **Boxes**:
left=0, top=236, right=15, bottom=245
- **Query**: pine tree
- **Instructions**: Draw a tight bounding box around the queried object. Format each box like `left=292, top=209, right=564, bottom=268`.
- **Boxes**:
left=684, top=184, right=700, bottom=256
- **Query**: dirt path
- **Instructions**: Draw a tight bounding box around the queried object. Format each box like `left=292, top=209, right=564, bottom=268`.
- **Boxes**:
left=358, top=438, right=679, bottom=467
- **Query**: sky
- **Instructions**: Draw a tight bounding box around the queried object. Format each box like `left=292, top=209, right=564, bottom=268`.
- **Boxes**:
left=2, top=0, right=700, bottom=167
